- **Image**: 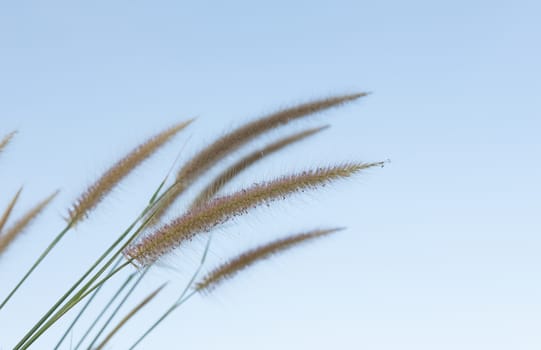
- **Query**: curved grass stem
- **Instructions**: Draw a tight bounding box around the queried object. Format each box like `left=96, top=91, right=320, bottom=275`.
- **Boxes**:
left=86, top=269, right=148, bottom=350
left=0, top=223, right=73, bottom=310
left=16, top=260, right=132, bottom=349
left=94, top=283, right=165, bottom=350
left=54, top=256, right=125, bottom=350
left=72, top=270, right=135, bottom=350
left=128, top=232, right=214, bottom=349
left=14, top=178, right=174, bottom=349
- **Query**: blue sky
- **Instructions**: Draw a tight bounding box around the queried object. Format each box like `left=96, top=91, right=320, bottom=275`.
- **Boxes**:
left=0, top=1, right=540, bottom=349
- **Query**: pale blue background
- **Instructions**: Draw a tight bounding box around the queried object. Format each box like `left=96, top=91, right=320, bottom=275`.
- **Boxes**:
left=0, top=1, right=540, bottom=349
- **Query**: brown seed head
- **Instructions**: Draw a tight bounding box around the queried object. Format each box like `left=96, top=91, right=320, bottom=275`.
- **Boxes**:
left=0, top=190, right=58, bottom=257
left=0, top=131, right=17, bottom=156
left=68, top=120, right=192, bottom=224
left=189, top=125, right=328, bottom=209
left=196, top=227, right=343, bottom=293
left=0, top=187, right=23, bottom=233
left=126, top=162, right=381, bottom=267
left=149, top=93, right=368, bottom=225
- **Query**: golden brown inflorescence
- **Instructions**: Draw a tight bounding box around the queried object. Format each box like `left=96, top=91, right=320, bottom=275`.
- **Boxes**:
left=148, top=93, right=368, bottom=226
left=0, top=190, right=58, bottom=257
left=189, top=125, right=329, bottom=209
left=195, top=228, right=342, bottom=293
left=0, top=187, right=23, bottom=233
left=126, top=162, right=382, bottom=267
left=0, top=131, right=17, bottom=156
left=67, top=120, right=192, bottom=224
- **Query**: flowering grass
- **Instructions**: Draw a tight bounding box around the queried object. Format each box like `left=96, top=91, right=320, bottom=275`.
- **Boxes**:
left=0, top=93, right=382, bottom=349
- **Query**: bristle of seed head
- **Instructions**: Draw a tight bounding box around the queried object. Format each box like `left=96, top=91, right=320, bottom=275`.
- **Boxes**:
left=126, top=161, right=382, bottom=267
left=67, top=119, right=193, bottom=224
left=196, top=227, right=343, bottom=293
left=0, top=187, right=23, bottom=233
left=0, top=190, right=59, bottom=257
left=0, top=131, right=17, bottom=156
left=189, top=125, right=329, bottom=209
left=148, top=93, right=368, bottom=225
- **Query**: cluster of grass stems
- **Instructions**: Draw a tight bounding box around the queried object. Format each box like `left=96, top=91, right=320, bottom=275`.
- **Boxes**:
left=0, top=93, right=383, bottom=349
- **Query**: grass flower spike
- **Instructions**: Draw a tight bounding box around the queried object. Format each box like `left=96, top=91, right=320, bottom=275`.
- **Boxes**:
left=68, top=119, right=193, bottom=224
left=0, top=187, right=23, bottom=233
left=0, top=131, right=17, bottom=157
left=196, top=228, right=342, bottom=293
left=1, top=93, right=384, bottom=349
left=0, top=190, right=58, bottom=257
left=150, top=93, right=367, bottom=224
left=127, top=162, right=382, bottom=266
left=190, top=125, right=328, bottom=209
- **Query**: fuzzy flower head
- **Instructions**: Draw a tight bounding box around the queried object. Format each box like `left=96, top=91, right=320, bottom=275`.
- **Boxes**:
left=126, top=162, right=382, bottom=267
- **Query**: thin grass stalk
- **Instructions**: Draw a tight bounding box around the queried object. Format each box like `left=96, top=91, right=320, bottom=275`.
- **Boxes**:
left=128, top=232, right=212, bottom=349
left=11, top=221, right=119, bottom=349
left=15, top=248, right=132, bottom=349
left=127, top=303, right=175, bottom=350
left=17, top=260, right=132, bottom=350
left=0, top=186, right=23, bottom=234
left=74, top=261, right=133, bottom=306
left=0, top=223, right=72, bottom=310
left=27, top=178, right=186, bottom=349
left=72, top=272, right=136, bottom=350
left=94, top=284, right=165, bottom=350
left=14, top=180, right=178, bottom=349
left=53, top=256, right=125, bottom=350
left=86, top=269, right=148, bottom=350
left=14, top=175, right=173, bottom=347
left=14, top=190, right=164, bottom=348
left=128, top=285, right=196, bottom=350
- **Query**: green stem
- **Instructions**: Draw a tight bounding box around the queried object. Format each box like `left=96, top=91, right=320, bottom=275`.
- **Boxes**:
left=54, top=256, right=124, bottom=350
left=128, top=233, right=214, bottom=349
left=13, top=222, right=138, bottom=350
left=17, top=260, right=132, bottom=350
left=95, top=283, right=166, bottom=350
left=14, top=181, right=173, bottom=349
left=128, top=289, right=197, bottom=350
left=73, top=271, right=135, bottom=350
left=86, top=269, right=148, bottom=350
left=0, top=223, right=72, bottom=310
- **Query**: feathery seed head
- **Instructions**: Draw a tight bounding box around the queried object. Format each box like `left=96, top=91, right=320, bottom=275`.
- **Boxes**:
left=149, top=93, right=367, bottom=224
left=126, top=161, right=381, bottom=267
left=176, top=93, right=365, bottom=184
left=190, top=125, right=329, bottom=209
left=0, top=131, right=17, bottom=156
left=196, top=227, right=343, bottom=293
left=0, top=190, right=58, bottom=257
left=0, top=187, right=23, bottom=233
left=67, top=119, right=193, bottom=224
